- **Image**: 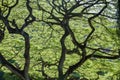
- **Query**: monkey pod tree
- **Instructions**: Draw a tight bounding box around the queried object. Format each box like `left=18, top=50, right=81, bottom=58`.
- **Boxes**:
left=0, top=0, right=35, bottom=80
left=0, top=0, right=119, bottom=80
left=37, top=0, right=119, bottom=80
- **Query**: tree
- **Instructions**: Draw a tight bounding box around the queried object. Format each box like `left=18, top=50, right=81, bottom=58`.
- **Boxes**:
left=0, top=0, right=35, bottom=80
left=37, top=0, right=119, bottom=80
left=0, top=0, right=119, bottom=80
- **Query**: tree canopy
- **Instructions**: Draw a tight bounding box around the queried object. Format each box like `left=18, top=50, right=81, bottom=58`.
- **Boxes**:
left=0, top=0, right=120, bottom=80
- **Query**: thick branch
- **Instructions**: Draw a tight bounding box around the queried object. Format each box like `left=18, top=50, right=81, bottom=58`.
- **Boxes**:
left=21, top=31, right=30, bottom=80
left=58, top=30, right=69, bottom=80
left=0, top=53, right=25, bottom=80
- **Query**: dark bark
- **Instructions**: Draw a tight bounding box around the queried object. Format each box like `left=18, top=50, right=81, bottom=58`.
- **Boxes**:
left=0, top=0, right=35, bottom=80
left=38, top=0, right=118, bottom=80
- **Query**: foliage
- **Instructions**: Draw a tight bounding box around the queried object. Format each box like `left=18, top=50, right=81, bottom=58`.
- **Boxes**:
left=0, top=0, right=119, bottom=80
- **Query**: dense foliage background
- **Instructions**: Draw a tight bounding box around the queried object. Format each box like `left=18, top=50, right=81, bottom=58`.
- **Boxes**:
left=0, top=0, right=120, bottom=80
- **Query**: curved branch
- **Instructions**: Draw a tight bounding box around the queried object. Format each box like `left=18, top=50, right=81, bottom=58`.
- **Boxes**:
left=2, top=0, right=19, bottom=18
left=84, top=1, right=108, bottom=45
left=58, top=30, right=69, bottom=80
left=20, top=0, right=36, bottom=31
left=21, top=31, right=30, bottom=80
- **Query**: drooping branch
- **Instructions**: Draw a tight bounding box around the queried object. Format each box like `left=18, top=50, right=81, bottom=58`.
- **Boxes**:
left=87, top=54, right=120, bottom=59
